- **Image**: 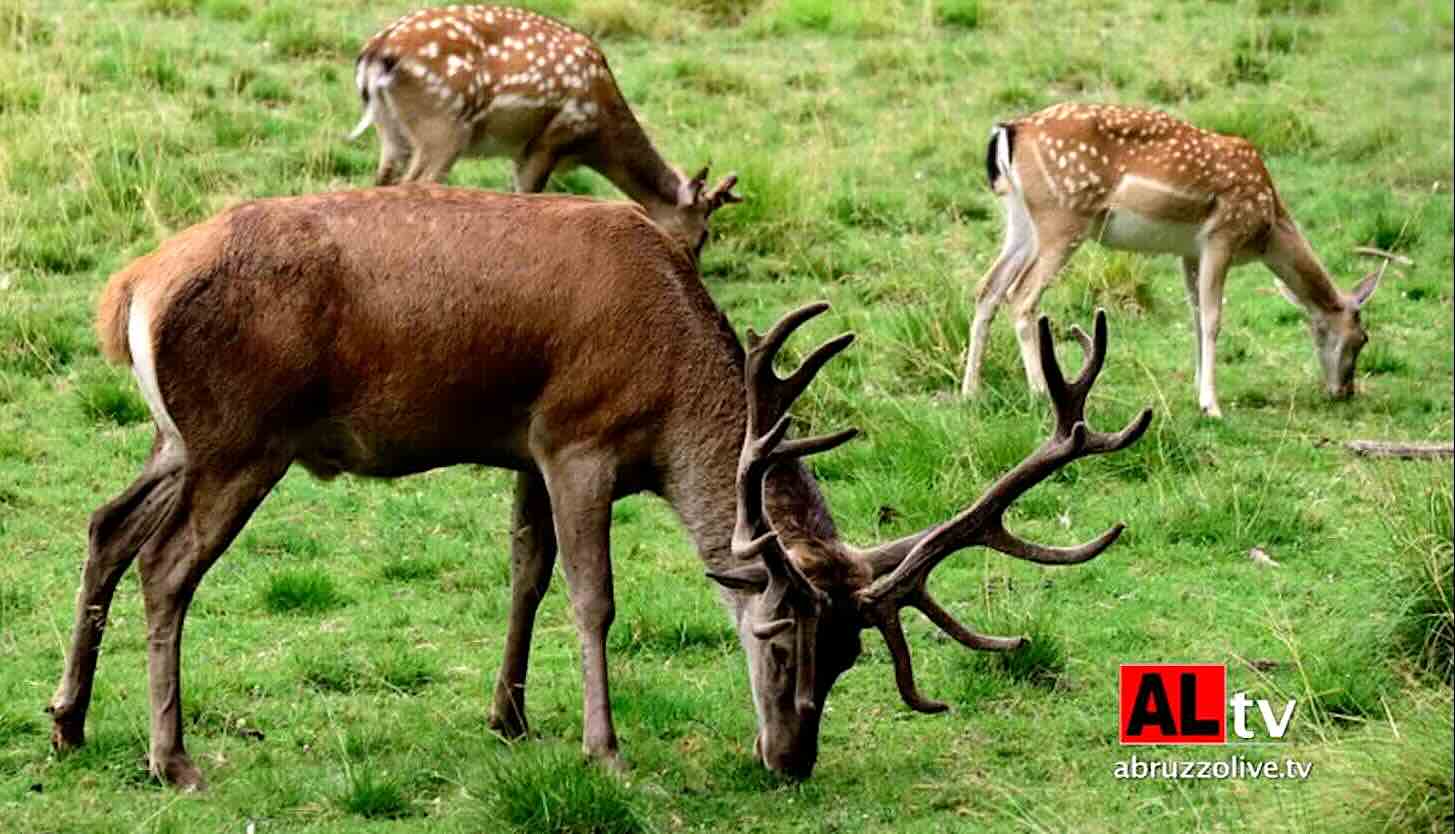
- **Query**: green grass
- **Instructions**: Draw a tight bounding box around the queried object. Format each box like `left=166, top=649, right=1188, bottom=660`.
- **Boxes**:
left=477, top=747, right=649, bottom=834
left=262, top=568, right=346, bottom=614
left=0, top=0, right=1451, bottom=831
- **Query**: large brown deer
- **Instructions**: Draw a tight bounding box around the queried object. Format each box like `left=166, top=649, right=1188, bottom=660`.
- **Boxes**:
left=962, top=102, right=1384, bottom=417
left=349, top=5, right=738, bottom=249
left=49, top=185, right=1149, bottom=788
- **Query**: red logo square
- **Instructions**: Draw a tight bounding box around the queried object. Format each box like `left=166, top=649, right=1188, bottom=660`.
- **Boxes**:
left=1119, top=664, right=1226, bottom=745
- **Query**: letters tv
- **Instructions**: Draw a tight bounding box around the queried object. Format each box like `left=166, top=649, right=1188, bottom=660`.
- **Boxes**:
left=1119, top=664, right=1231, bottom=745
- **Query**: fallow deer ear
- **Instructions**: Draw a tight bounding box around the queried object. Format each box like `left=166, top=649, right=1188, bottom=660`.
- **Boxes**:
left=676, top=166, right=710, bottom=207
left=1273, top=279, right=1302, bottom=308
left=706, top=563, right=770, bottom=592
left=1351, top=269, right=1383, bottom=308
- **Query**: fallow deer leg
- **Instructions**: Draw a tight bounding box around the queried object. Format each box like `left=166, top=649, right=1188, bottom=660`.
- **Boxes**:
left=512, top=147, right=558, bottom=193
left=390, top=86, right=471, bottom=184
left=964, top=230, right=1036, bottom=398
left=372, top=94, right=415, bottom=187
left=489, top=471, right=558, bottom=739
left=1195, top=247, right=1233, bottom=417
left=137, top=457, right=288, bottom=789
left=1008, top=235, right=1081, bottom=394
left=49, top=435, right=182, bottom=750
left=540, top=453, right=621, bottom=768
left=1181, top=256, right=1203, bottom=393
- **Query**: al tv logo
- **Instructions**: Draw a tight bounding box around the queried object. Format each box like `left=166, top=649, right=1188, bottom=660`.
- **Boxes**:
left=1119, top=664, right=1296, bottom=744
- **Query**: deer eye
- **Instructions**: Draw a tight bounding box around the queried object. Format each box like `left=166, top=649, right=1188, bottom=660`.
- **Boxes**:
left=769, top=643, right=791, bottom=667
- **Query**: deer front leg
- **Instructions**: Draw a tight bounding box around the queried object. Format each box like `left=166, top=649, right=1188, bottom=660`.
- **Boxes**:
left=540, top=453, right=622, bottom=768
left=512, top=146, right=558, bottom=193
left=1195, top=248, right=1232, bottom=417
left=1181, top=256, right=1203, bottom=393
left=490, top=471, right=558, bottom=739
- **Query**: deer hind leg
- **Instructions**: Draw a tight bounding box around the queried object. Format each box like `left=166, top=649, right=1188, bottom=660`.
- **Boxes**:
left=1007, top=224, right=1084, bottom=395
left=963, top=195, right=1038, bottom=398
left=138, top=456, right=289, bottom=789
left=489, top=470, right=558, bottom=739
left=371, top=89, right=415, bottom=186
left=1181, top=256, right=1203, bottom=393
left=538, top=451, right=621, bottom=768
left=389, top=85, right=471, bottom=184
left=49, top=434, right=183, bottom=751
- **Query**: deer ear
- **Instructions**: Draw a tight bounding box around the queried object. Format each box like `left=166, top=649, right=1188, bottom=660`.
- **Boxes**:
left=706, top=564, right=770, bottom=592
left=1351, top=269, right=1382, bottom=308
left=1273, top=279, right=1302, bottom=308
left=676, top=165, right=711, bottom=206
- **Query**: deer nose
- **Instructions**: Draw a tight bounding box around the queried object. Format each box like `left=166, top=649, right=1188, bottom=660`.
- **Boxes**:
left=758, top=731, right=817, bottom=779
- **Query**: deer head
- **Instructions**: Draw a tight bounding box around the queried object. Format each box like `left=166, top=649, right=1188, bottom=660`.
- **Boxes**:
left=1282, top=248, right=1391, bottom=399
left=709, top=304, right=1152, bottom=777
left=646, top=164, right=741, bottom=258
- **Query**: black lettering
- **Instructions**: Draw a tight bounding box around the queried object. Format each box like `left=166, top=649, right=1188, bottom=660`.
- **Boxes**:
left=1126, top=674, right=1178, bottom=737
left=1179, top=672, right=1221, bottom=736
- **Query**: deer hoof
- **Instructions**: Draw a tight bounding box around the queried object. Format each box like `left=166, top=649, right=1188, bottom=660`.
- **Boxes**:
left=154, top=754, right=207, bottom=791
left=487, top=709, right=529, bottom=740
left=49, top=718, right=85, bottom=752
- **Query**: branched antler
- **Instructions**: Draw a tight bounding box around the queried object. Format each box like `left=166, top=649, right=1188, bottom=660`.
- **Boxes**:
left=856, top=309, right=1152, bottom=712
left=725, top=302, right=855, bottom=717
left=686, top=165, right=743, bottom=216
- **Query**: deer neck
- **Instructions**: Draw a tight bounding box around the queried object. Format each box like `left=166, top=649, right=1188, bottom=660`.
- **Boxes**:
left=656, top=341, right=839, bottom=579
left=590, top=96, right=686, bottom=219
left=1266, top=214, right=1345, bottom=318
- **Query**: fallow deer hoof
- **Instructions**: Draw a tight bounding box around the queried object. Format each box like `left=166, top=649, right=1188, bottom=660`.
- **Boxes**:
left=488, top=710, right=530, bottom=741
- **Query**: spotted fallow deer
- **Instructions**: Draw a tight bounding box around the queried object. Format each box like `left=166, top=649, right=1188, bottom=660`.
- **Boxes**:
left=49, top=184, right=1149, bottom=788
left=348, top=5, right=738, bottom=248
left=962, top=102, right=1385, bottom=417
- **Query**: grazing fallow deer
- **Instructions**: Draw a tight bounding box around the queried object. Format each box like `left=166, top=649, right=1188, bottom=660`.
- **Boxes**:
left=349, top=5, right=738, bottom=247
left=49, top=184, right=1149, bottom=788
left=962, top=102, right=1385, bottom=417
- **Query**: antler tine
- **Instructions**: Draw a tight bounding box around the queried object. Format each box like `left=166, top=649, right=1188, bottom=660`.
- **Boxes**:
left=745, top=302, right=854, bottom=429
left=705, top=173, right=743, bottom=211
left=980, top=521, right=1127, bottom=565
left=877, top=609, right=948, bottom=713
left=858, top=311, right=1150, bottom=608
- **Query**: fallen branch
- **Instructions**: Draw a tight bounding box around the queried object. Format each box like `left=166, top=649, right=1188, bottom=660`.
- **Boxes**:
left=1345, top=440, right=1454, bottom=460
left=1352, top=246, right=1415, bottom=267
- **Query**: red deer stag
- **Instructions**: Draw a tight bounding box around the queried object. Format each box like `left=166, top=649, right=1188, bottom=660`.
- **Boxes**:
left=349, top=5, right=739, bottom=249
left=49, top=185, right=1149, bottom=788
left=962, top=102, right=1384, bottom=417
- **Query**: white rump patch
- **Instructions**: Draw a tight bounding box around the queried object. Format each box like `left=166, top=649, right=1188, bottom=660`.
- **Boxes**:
left=127, top=289, right=187, bottom=466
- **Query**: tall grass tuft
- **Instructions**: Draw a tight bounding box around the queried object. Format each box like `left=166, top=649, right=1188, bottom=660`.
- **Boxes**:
left=74, top=366, right=149, bottom=426
left=1384, top=471, right=1454, bottom=683
left=477, top=747, right=647, bottom=834
left=336, top=765, right=417, bottom=820
left=262, top=568, right=345, bottom=614
left=933, top=0, right=982, bottom=28
left=1301, top=692, right=1454, bottom=833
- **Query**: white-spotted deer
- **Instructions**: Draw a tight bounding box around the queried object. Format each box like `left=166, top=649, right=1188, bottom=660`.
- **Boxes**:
left=962, top=102, right=1385, bottom=417
left=50, top=184, right=1149, bottom=788
left=349, top=5, right=737, bottom=250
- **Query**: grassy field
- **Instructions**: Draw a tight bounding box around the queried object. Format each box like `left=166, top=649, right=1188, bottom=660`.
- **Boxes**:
left=1, top=0, right=1452, bottom=831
